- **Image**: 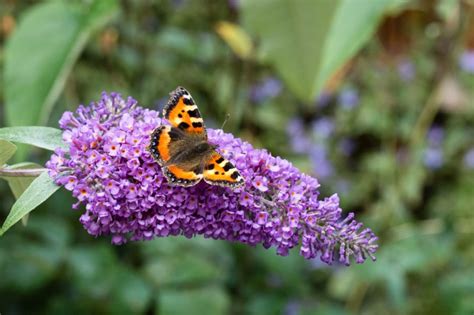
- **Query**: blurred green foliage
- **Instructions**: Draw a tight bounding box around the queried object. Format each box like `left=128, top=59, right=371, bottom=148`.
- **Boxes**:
left=0, top=0, right=473, bottom=314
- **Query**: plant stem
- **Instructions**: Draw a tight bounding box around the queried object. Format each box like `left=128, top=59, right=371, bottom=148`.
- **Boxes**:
left=0, top=168, right=47, bottom=177
left=409, top=87, right=440, bottom=147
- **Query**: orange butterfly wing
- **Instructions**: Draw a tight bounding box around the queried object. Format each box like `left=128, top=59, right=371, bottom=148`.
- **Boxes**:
left=148, top=125, right=172, bottom=165
left=149, top=126, right=202, bottom=187
left=162, top=165, right=203, bottom=187
left=203, top=152, right=244, bottom=188
left=163, top=87, right=206, bottom=134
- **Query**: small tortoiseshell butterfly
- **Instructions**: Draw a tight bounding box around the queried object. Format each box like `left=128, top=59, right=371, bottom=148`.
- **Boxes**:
left=148, top=87, right=245, bottom=188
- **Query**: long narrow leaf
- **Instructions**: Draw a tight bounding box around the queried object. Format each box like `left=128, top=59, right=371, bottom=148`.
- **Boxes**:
left=241, top=0, right=340, bottom=103
left=0, top=172, right=60, bottom=236
left=241, top=0, right=407, bottom=103
left=0, top=140, right=17, bottom=165
left=0, top=127, right=65, bottom=151
left=4, top=0, right=118, bottom=127
left=2, top=162, right=43, bottom=226
left=315, top=0, right=408, bottom=95
left=1, top=162, right=42, bottom=198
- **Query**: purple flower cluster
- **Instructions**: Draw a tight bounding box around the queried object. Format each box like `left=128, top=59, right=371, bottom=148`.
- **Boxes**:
left=464, top=148, right=474, bottom=169
left=286, top=117, right=335, bottom=179
left=459, top=50, right=474, bottom=73
left=249, top=76, right=283, bottom=103
left=397, top=59, right=415, bottom=81
left=286, top=118, right=311, bottom=154
left=287, top=87, right=362, bottom=180
left=423, top=126, right=444, bottom=170
left=338, top=88, right=359, bottom=110
left=47, top=92, right=377, bottom=265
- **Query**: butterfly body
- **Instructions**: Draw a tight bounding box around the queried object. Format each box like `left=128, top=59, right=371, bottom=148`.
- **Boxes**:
left=148, top=87, right=244, bottom=188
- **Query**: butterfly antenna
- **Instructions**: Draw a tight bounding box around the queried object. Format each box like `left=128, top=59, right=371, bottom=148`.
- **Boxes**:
left=221, top=113, right=231, bottom=130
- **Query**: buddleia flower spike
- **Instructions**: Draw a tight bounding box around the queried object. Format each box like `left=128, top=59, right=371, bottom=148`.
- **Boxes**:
left=47, top=92, right=378, bottom=265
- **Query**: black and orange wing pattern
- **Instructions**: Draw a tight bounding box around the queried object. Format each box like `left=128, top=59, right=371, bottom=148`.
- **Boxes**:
left=162, top=165, right=203, bottom=187
left=203, top=151, right=244, bottom=188
left=163, top=87, right=206, bottom=134
left=149, top=87, right=244, bottom=189
left=148, top=126, right=203, bottom=187
left=148, top=125, right=172, bottom=165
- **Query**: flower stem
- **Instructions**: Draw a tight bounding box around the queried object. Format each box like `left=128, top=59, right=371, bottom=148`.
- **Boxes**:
left=0, top=167, right=47, bottom=177
left=410, top=87, right=440, bottom=147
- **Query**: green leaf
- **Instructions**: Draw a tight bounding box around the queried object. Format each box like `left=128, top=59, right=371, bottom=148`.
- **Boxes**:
left=245, top=295, right=286, bottom=315
left=0, top=139, right=17, bottom=165
left=159, top=286, right=230, bottom=315
left=4, top=0, right=118, bottom=127
left=0, top=127, right=65, bottom=150
left=2, top=162, right=43, bottom=226
left=0, top=172, right=60, bottom=236
left=144, top=254, right=226, bottom=287
left=0, top=242, right=63, bottom=291
left=141, top=237, right=231, bottom=288
left=111, top=269, right=152, bottom=314
left=67, top=245, right=117, bottom=290
left=241, top=0, right=340, bottom=103
left=386, top=269, right=407, bottom=310
left=315, top=0, right=408, bottom=95
left=241, top=0, right=407, bottom=103
left=4, top=162, right=43, bottom=198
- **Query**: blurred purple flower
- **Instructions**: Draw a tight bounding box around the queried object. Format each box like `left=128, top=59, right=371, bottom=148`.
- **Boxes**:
left=228, top=0, right=240, bottom=10
left=338, top=138, right=355, bottom=157
left=309, top=145, right=334, bottom=179
left=338, top=88, right=359, bottom=110
left=47, top=92, right=377, bottom=265
left=397, top=60, right=415, bottom=81
left=311, top=117, right=334, bottom=139
left=464, top=148, right=474, bottom=169
left=250, top=77, right=282, bottom=103
left=309, top=257, right=328, bottom=269
left=459, top=50, right=474, bottom=73
left=424, top=147, right=443, bottom=169
left=172, top=0, right=187, bottom=8
left=284, top=300, right=301, bottom=315
left=287, top=118, right=311, bottom=154
left=315, top=92, right=332, bottom=108
left=287, top=118, right=304, bottom=135
left=427, top=126, right=444, bottom=146
left=424, top=126, right=444, bottom=169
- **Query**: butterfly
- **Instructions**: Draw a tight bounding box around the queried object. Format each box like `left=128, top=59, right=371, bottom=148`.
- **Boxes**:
left=148, top=87, right=245, bottom=188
